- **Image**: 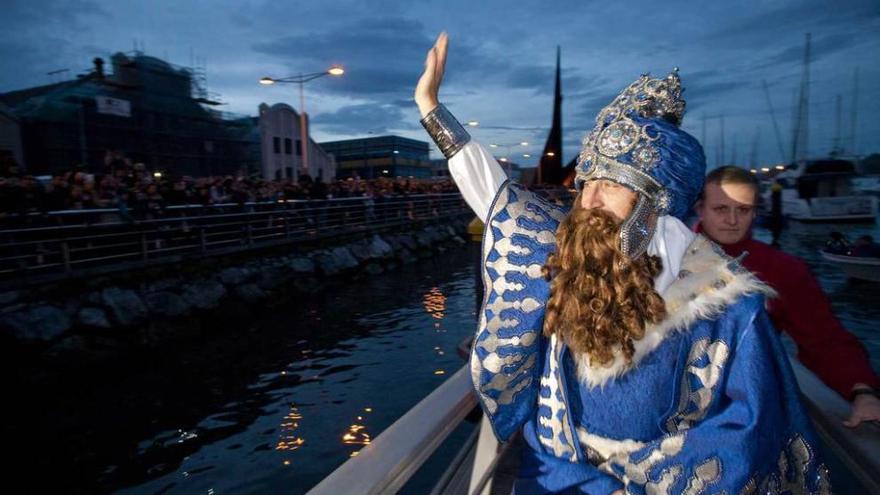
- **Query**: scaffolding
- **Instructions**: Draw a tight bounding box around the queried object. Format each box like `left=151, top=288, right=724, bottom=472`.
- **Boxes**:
left=0, top=51, right=257, bottom=176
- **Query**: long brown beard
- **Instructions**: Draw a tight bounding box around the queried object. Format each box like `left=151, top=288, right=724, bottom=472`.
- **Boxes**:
left=541, top=201, right=666, bottom=366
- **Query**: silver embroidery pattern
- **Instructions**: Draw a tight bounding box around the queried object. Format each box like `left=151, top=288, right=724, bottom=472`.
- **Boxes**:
left=470, top=182, right=566, bottom=416
left=666, top=338, right=730, bottom=432
left=608, top=433, right=686, bottom=486
left=537, top=333, right=577, bottom=461
left=646, top=464, right=683, bottom=495
left=682, top=457, right=722, bottom=495
left=738, top=435, right=833, bottom=495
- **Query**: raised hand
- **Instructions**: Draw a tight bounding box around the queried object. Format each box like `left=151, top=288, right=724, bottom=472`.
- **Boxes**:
left=414, top=32, right=448, bottom=118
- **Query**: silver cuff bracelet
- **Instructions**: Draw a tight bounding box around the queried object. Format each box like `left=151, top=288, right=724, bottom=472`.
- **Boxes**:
left=420, top=104, right=471, bottom=159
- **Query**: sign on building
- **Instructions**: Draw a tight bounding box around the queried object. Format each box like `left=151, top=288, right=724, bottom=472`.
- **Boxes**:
left=95, top=96, right=131, bottom=117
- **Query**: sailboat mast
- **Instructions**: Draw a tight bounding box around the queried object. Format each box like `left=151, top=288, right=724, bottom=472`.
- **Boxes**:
left=750, top=130, right=759, bottom=169
left=731, top=133, right=737, bottom=166
left=850, top=67, right=859, bottom=157
left=762, top=80, right=787, bottom=163
left=791, top=33, right=811, bottom=164
left=833, top=94, right=842, bottom=155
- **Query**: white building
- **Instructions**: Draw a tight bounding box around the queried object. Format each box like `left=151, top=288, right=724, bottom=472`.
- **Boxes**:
left=258, top=103, right=336, bottom=182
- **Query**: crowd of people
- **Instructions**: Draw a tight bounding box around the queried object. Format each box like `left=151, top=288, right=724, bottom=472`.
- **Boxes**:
left=0, top=152, right=460, bottom=225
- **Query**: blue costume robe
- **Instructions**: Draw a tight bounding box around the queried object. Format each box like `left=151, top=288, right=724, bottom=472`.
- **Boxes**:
left=470, top=182, right=832, bottom=494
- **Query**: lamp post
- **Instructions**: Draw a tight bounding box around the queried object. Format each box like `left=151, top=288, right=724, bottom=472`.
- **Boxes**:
left=260, top=66, right=344, bottom=181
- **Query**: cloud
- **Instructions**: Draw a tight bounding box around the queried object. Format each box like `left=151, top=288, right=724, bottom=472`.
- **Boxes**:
left=0, top=0, right=114, bottom=91
left=751, top=32, right=866, bottom=71
left=506, top=65, right=603, bottom=97
left=251, top=16, right=509, bottom=102
left=0, top=0, right=111, bottom=30
left=252, top=17, right=433, bottom=100
left=705, top=0, right=878, bottom=46
left=311, top=102, right=416, bottom=135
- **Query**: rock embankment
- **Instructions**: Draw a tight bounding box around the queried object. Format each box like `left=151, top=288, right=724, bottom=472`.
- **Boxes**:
left=0, top=220, right=471, bottom=350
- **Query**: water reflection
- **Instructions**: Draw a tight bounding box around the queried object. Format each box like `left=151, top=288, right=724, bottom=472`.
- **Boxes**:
left=423, top=286, right=447, bottom=319
left=97, top=245, right=482, bottom=494
left=275, top=405, right=305, bottom=452
left=342, top=407, right=374, bottom=458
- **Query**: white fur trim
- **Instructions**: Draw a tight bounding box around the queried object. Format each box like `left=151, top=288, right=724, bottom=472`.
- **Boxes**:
left=574, top=235, right=775, bottom=388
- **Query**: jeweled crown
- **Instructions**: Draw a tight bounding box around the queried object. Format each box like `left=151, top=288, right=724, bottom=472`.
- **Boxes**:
left=576, top=69, right=686, bottom=179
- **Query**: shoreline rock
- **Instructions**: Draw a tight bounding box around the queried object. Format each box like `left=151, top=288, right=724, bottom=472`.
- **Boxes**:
left=0, top=216, right=473, bottom=349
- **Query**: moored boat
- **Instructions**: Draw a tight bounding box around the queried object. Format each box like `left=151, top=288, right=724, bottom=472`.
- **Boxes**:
left=820, top=250, right=880, bottom=282
left=771, top=159, right=878, bottom=222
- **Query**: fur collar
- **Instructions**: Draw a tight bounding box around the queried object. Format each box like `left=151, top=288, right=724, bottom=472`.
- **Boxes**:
left=574, top=234, right=775, bottom=388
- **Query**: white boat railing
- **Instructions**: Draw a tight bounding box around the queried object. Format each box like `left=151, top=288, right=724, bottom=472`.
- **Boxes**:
left=789, top=360, right=880, bottom=493
left=309, top=360, right=880, bottom=495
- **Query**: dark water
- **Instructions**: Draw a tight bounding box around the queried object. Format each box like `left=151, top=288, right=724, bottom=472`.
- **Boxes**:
left=8, top=221, right=879, bottom=495
left=116, top=249, right=482, bottom=494
left=753, top=220, right=880, bottom=371
left=7, top=244, right=482, bottom=494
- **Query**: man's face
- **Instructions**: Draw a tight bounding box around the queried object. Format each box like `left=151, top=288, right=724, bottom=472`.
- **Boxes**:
left=696, top=181, right=757, bottom=245
left=579, top=179, right=637, bottom=223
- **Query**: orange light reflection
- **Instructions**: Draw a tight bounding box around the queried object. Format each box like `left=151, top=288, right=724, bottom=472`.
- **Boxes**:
left=275, top=406, right=306, bottom=451
left=422, top=287, right=447, bottom=319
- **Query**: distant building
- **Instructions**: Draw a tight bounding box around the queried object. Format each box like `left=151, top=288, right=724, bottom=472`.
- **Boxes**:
left=430, top=158, right=449, bottom=178
left=257, top=103, right=336, bottom=182
left=498, top=160, right=523, bottom=182
left=318, top=135, right=433, bottom=179
left=0, top=102, right=23, bottom=174
left=0, top=53, right=258, bottom=176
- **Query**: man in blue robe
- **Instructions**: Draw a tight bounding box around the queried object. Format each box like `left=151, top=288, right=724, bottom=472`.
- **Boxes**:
left=416, top=33, right=831, bottom=495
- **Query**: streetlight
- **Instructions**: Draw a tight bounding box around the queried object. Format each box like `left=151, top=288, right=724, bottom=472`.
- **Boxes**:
left=260, top=65, right=344, bottom=180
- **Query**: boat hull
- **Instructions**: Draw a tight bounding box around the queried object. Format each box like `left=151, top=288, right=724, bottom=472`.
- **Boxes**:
left=820, top=251, right=880, bottom=282
left=785, top=196, right=878, bottom=222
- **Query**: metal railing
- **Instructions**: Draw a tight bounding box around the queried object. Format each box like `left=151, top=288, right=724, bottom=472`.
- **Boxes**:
left=0, top=194, right=470, bottom=286
left=308, top=359, right=880, bottom=495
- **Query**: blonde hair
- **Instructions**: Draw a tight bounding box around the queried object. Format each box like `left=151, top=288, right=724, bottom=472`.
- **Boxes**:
left=702, top=166, right=760, bottom=203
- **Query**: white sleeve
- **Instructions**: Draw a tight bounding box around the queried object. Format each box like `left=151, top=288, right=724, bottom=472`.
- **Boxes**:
left=448, top=141, right=509, bottom=221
